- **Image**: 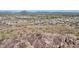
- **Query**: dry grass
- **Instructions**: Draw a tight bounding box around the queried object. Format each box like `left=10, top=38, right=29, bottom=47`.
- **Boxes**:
left=0, top=13, right=79, bottom=48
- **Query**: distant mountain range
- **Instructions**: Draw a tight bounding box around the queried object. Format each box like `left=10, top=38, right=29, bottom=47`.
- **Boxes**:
left=0, top=10, right=79, bottom=13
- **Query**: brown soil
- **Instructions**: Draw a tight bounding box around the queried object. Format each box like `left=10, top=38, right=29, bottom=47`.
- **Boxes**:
left=0, top=33, right=79, bottom=48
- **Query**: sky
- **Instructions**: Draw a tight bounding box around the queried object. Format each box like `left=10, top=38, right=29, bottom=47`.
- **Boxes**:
left=0, top=0, right=79, bottom=10
left=0, top=0, right=78, bottom=12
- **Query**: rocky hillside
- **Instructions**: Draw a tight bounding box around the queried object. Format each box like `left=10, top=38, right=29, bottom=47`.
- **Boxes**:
left=0, top=12, right=79, bottom=48
left=0, top=33, right=79, bottom=48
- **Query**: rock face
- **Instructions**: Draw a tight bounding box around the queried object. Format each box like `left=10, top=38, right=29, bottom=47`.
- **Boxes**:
left=0, top=33, right=79, bottom=48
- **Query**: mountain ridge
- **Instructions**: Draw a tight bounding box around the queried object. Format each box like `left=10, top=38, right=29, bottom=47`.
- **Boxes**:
left=0, top=10, right=79, bottom=13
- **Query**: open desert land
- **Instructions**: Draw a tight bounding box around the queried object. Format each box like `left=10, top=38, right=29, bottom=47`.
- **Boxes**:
left=0, top=12, right=79, bottom=48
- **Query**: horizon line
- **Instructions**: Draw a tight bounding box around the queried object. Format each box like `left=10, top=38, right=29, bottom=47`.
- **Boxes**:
left=0, top=10, right=79, bottom=12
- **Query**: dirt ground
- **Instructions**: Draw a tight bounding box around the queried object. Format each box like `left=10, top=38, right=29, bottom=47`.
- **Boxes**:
left=0, top=12, right=79, bottom=48
left=0, top=33, right=79, bottom=48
